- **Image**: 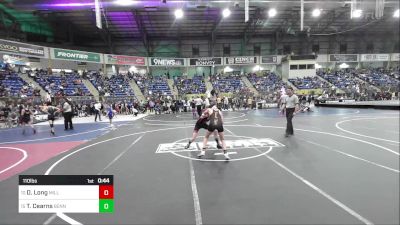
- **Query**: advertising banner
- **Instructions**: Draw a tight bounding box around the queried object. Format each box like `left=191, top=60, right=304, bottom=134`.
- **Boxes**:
left=150, top=58, right=185, bottom=66
left=391, top=53, right=399, bottom=62
left=0, top=39, right=47, bottom=58
left=225, top=56, right=258, bottom=65
left=1, top=54, right=29, bottom=65
left=261, top=55, right=278, bottom=64
left=360, top=54, right=390, bottom=62
left=329, top=54, right=358, bottom=62
left=189, top=57, right=222, bottom=66
left=106, top=54, right=146, bottom=66
left=52, top=48, right=102, bottom=63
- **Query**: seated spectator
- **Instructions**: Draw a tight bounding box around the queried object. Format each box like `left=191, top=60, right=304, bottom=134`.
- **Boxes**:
left=210, top=74, right=244, bottom=93
left=247, top=72, right=287, bottom=101
left=288, top=76, right=329, bottom=90
left=0, top=70, right=34, bottom=97
left=34, top=71, right=92, bottom=97
left=133, top=74, right=172, bottom=97
left=90, top=73, right=136, bottom=97
left=317, top=68, right=396, bottom=100
left=356, top=67, right=399, bottom=94
left=174, top=75, right=206, bottom=95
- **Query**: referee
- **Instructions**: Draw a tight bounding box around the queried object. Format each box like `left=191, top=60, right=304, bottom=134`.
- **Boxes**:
left=194, top=96, right=203, bottom=117
left=63, top=97, right=74, bottom=130
left=283, top=87, right=299, bottom=137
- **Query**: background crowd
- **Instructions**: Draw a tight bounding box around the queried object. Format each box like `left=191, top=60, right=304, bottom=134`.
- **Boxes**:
left=1, top=63, right=399, bottom=128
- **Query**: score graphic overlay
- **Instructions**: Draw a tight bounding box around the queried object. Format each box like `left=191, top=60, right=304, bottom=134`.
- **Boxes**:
left=19, top=175, right=114, bottom=213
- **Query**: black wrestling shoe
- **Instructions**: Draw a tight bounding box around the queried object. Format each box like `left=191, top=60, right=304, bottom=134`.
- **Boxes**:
left=185, top=142, right=191, bottom=149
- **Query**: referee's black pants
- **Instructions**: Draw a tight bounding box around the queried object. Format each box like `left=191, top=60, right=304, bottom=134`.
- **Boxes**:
left=94, top=109, right=101, bottom=121
left=285, top=108, right=295, bottom=135
left=196, top=105, right=202, bottom=117
left=63, top=112, right=73, bottom=130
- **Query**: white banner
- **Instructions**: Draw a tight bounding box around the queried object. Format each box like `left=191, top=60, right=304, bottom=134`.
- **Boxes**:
left=149, top=57, right=185, bottom=67
left=360, top=54, right=390, bottom=62
left=391, top=53, right=399, bottom=62
left=224, top=56, right=258, bottom=65
left=0, top=39, right=49, bottom=58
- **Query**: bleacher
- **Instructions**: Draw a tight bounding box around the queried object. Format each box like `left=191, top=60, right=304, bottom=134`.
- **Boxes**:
left=90, top=74, right=135, bottom=97
left=317, top=70, right=361, bottom=90
left=357, top=68, right=400, bottom=92
left=136, top=76, right=172, bottom=96
left=247, top=72, right=286, bottom=94
left=174, top=75, right=206, bottom=95
left=211, top=75, right=243, bottom=93
left=35, top=73, right=91, bottom=96
left=288, top=76, right=330, bottom=89
left=0, top=71, right=33, bottom=97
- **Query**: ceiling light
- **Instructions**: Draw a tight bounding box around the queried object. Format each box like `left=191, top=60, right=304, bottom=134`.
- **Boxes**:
left=222, top=8, right=231, bottom=18
left=252, top=65, right=263, bottom=72
left=114, top=0, right=135, bottom=6
left=129, top=66, right=138, bottom=73
left=394, top=9, right=399, bottom=18
left=312, top=9, right=321, bottom=17
left=224, top=66, right=233, bottom=73
left=175, top=9, right=184, bottom=19
left=51, top=2, right=94, bottom=7
left=339, top=63, right=349, bottom=69
left=352, top=9, right=362, bottom=18
left=268, top=8, right=277, bottom=17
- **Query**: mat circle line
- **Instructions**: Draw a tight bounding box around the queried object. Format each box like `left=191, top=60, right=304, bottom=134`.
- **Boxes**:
left=175, top=112, right=244, bottom=119
left=170, top=135, right=279, bottom=162
left=0, top=126, right=109, bottom=145
left=144, top=119, right=248, bottom=126
left=44, top=123, right=399, bottom=177
left=335, top=117, right=400, bottom=144
left=144, top=112, right=246, bottom=123
left=0, top=147, right=28, bottom=175
left=40, top=123, right=395, bottom=225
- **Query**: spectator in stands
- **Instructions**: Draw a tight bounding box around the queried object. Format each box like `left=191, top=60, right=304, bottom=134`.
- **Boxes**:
left=190, top=98, right=196, bottom=119
left=0, top=84, right=8, bottom=97
left=223, top=96, right=229, bottom=110
left=247, top=97, right=253, bottom=110
left=317, top=68, right=398, bottom=101
left=289, top=76, right=329, bottom=90
left=33, top=88, right=41, bottom=97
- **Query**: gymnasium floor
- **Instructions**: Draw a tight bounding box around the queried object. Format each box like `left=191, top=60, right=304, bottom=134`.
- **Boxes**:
left=0, top=107, right=399, bottom=225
